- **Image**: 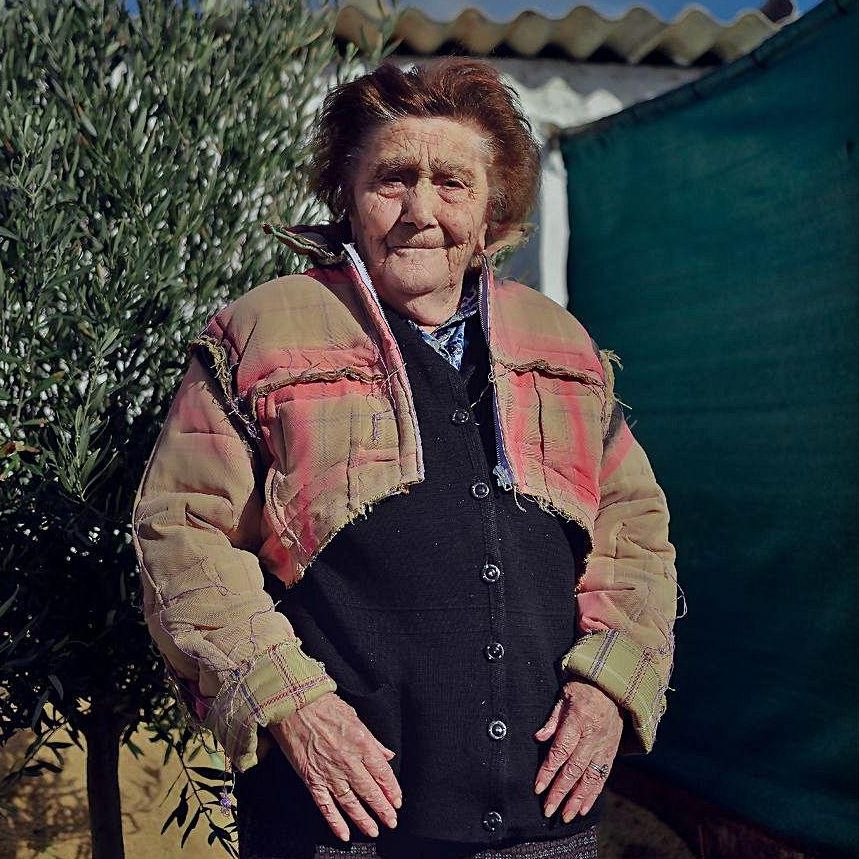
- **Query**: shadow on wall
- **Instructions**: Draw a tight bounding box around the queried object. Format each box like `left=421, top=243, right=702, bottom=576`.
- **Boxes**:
left=0, top=733, right=90, bottom=859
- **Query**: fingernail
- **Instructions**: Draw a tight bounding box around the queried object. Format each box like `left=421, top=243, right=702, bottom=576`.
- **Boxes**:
left=394, top=796, right=402, bottom=809
left=544, top=804, right=556, bottom=818
left=562, top=810, right=576, bottom=823
left=369, top=825, right=379, bottom=838
left=534, top=781, right=546, bottom=794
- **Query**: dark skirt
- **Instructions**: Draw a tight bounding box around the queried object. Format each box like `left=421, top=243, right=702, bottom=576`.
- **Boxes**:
left=240, top=824, right=599, bottom=859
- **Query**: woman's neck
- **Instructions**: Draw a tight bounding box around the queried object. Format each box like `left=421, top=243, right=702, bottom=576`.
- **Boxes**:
left=383, top=285, right=462, bottom=331
left=385, top=269, right=479, bottom=332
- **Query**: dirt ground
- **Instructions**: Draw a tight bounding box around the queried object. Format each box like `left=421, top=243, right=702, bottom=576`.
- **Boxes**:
left=0, top=728, right=694, bottom=859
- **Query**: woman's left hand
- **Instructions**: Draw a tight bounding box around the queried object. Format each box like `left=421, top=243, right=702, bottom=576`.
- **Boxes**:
left=533, top=680, right=623, bottom=822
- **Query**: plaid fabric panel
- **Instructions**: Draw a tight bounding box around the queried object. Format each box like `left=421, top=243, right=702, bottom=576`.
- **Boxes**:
left=487, top=273, right=606, bottom=528
left=560, top=630, right=667, bottom=754
left=204, top=639, right=336, bottom=772
left=132, top=355, right=337, bottom=773
left=561, top=420, right=678, bottom=754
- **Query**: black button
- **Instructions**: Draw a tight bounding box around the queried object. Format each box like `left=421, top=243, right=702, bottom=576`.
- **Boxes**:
left=481, top=563, right=502, bottom=583
left=451, top=408, right=470, bottom=425
left=470, top=481, right=490, bottom=499
left=484, top=641, right=505, bottom=661
left=482, top=810, right=503, bottom=832
left=488, top=720, right=507, bottom=740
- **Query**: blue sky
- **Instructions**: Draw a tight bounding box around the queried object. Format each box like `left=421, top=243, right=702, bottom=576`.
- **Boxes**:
left=404, top=0, right=822, bottom=23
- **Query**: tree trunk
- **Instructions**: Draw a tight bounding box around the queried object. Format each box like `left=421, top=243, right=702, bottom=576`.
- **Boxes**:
left=83, top=698, right=126, bottom=859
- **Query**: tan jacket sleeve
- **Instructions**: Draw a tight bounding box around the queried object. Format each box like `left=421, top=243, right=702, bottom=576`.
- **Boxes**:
left=132, top=353, right=336, bottom=772
left=560, top=351, right=680, bottom=755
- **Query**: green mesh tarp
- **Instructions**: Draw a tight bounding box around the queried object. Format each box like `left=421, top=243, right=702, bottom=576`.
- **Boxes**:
left=560, top=0, right=858, bottom=855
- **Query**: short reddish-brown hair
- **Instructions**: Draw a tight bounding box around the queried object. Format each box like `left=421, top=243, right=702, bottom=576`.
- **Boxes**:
left=309, top=58, right=541, bottom=249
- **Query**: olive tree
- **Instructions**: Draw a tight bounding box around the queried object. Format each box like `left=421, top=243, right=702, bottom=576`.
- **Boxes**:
left=0, top=0, right=391, bottom=855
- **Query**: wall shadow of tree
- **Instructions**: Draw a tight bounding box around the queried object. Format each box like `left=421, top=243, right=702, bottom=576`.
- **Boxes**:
left=0, top=734, right=91, bottom=859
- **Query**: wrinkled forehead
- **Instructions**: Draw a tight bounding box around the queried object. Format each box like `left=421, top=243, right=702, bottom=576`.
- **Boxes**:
left=353, top=117, right=495, bottom=175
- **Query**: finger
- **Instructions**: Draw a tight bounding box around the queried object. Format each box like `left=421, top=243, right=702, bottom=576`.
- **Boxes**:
left=309, top=784, right=351, bottom=842
left=364, top=750, right=403, bottom=811
left=534, top=709, right=582, bottom=794
left=350, top=762, right=398, bottom=829
left=580, top=756, right=615, bottom=816
left=534, top=699, right=563, bottom=742
left=332, top=783, right=380, bottom=839
left=542, top=745, right=595, bottom=818
left=561, top=760, right=612, bottom=822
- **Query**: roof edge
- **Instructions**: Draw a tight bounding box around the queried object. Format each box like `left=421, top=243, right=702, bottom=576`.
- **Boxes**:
left=557, top=0, right=853, bottom=139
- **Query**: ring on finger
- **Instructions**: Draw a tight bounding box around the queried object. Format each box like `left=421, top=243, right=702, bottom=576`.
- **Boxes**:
left=587, top=762, right=610, bottom=778
left=333, top=785, right=354, bottom=799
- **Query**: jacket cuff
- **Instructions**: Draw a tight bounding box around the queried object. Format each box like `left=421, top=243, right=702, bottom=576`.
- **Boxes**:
left=203, top=639, right=337, bottom=772
left=560, top=630, right=667, bottom=755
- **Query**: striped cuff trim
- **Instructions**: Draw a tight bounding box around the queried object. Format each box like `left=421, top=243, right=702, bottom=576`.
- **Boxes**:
left=204, top=639, right=337, bottom=772
left=560, top=629, right=667, bottom=754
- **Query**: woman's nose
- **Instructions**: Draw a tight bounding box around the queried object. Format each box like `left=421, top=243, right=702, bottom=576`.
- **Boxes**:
left=401, top=180, right=437, bottom=229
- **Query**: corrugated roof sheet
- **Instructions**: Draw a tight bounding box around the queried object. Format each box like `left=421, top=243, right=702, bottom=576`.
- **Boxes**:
left=335, top=2, right=797, bottom=67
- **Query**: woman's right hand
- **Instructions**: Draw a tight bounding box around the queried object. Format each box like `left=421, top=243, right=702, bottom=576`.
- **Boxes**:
left=268, top=691, right=402, bottom=842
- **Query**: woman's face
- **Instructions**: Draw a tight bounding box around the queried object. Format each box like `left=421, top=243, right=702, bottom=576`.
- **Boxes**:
left=348, top=116, right=493, bottom=307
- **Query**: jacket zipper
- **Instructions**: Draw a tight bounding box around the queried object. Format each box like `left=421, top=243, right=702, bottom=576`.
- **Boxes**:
left=341, top=242, right=424, bottom=473
left=477, top=259, right=515, bottom=491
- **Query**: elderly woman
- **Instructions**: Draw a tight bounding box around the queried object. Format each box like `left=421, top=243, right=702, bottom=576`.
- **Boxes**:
left=132, top=59, right=678, bottom=859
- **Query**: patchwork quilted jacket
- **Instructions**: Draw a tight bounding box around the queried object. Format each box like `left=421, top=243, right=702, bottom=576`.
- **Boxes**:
left=131, top=224, right=679, bottom=773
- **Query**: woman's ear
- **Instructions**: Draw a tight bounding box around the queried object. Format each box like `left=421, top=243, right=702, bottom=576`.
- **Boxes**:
left=484, top=223, right=533, bottom=260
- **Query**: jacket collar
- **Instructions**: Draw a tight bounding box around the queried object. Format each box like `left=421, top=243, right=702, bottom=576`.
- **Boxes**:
left=261, top=221, right=349, bottom=266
